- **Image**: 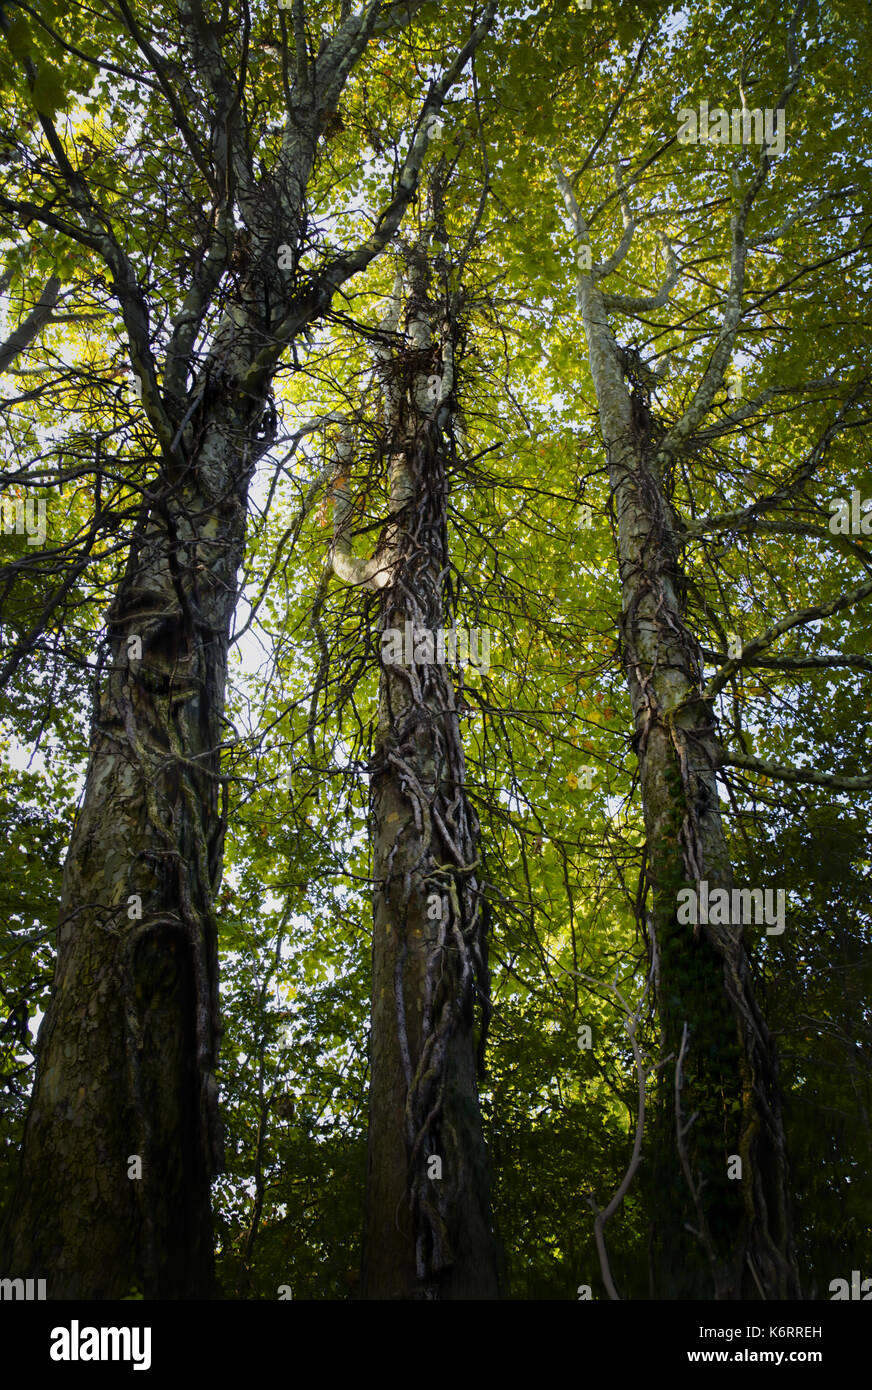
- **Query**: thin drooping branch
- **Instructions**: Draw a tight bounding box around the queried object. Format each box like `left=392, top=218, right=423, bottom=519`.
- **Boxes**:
left=685, top=386, right=867, bottom=541
left=571, top=949, right=660, bottom=1302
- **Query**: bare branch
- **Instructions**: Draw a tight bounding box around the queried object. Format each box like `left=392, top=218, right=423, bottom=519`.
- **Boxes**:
left=722, top=751, right=872, bottom=792
left=600, top=234, right=680, bottom=314
left=704, top=574, right=872, bottom=700
left=685, top=385, right=867, bottom=541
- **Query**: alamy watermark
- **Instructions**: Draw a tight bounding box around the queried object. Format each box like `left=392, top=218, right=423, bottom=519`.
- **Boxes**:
left=381, top=623, right=491, bottom=676
left=50, top=1320, right=151, bottom=1370
left=829, top=490, right=872, bottom=535
left=829, top=1271, right=872, bottom=1299
left=677, top=101, right=786, bottom=156
left=0, top=494, right=46, bottom=546
left=0, top=1276, right=46, bottom=1299
left=676, top=880, right=785, bottom=935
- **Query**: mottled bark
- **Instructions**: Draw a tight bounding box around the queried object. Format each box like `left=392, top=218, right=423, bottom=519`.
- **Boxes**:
left=556, top=163, right=800, bottom=1300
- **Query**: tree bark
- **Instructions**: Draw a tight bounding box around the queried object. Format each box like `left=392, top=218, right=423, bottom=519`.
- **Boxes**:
left=0, top=394, right=267, bottom=1297
left=342, top=246, right=499, bottom=1299
left=564, top=188, right=800, bottom=1299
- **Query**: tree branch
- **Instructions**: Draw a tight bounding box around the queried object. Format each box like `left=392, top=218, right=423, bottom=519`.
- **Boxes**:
left=655, top=1, right=809, bottom=466
left=31, top=108, right=177, bottom=456
left=703, top=573, right=872, bottom=699
left=684, top=385, right=866, bottom=541
left=703, top=647, right=872, bottom=675
left=240, top=2, right=497, bottom=395
left=722, top=751, right=872, bottom=792
left=0, top=274, right=61, bottom=373
left=600, top=234, right=680, bottom=314
left=690, top=378, right=844, bottom=444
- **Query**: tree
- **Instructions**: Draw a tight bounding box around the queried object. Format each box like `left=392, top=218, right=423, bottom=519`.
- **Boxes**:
left=545, top=0, right=871, bottom=1296
left=320, top=182, right=499, bottom=1295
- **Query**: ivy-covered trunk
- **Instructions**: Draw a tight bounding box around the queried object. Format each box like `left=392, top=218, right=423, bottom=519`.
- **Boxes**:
left=567, top=210, right=799, bottom=1300
left=355, top=246, right=499, bottom=1299
left=0, top=399, right=267, bottom=1298
left=617, top=429, right=797, bottom=1301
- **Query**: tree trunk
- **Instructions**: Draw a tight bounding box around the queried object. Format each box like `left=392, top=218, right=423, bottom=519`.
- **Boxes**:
left=358, top=248, right=499, bottom=1299
left=574, top=255, right=799, bottom=1300
left=0, top=399, right=266, bottom=1298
